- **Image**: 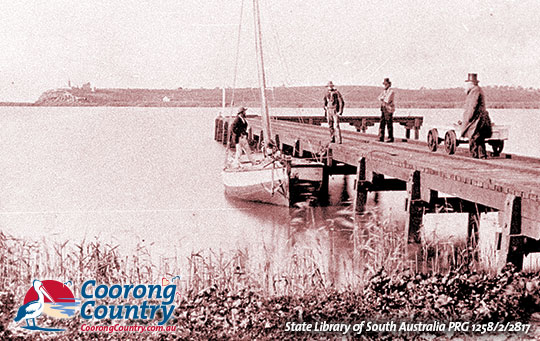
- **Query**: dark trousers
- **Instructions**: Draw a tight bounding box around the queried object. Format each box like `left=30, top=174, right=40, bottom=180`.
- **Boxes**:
left=470, top=132, right=487, bottom=158
left=378, top=111, right=393, bottom=141
left=326, top=109, right=342, bottom=143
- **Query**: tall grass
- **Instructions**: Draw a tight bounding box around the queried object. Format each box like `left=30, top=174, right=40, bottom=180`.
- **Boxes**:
left=0, top=206, right=495, bottom=302
left=2, top=206, right=539, bottom=340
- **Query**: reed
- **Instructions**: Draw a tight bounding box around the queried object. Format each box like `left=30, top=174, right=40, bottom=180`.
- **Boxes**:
left=0, top=207, right=499, bottom=302
left=2, top=208, right=539, bottom=340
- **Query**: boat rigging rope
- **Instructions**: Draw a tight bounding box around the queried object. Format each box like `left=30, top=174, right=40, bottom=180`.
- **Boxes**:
left=260, top=162, right=286, bottom=195
left=253, top=0, right=262, bottom=97
left=305, top=139, right=323, bottom=163
left=264, top=3, right=321, bottom=105
left=229, top=0, right=245, bottom=108
left=271, top=158, right=275, bottom=195
left=266, top=4, right=291, bottom=86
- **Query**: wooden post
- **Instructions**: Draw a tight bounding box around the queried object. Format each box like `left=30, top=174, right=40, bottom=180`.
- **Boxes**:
left=414, top=127, right=420, bottom=140
left=354, top=158, right=368, bottom=214
left=326, top=147, right=333, bottom=168
left=257, top=130, right=264, bottom=150
left=405, top=128, right=411, bottom=139
left=497, top=195, right=523, bottom=270
left=222, top=121, right=229, bottom=145
left=372, top=173, right=385, bottom=186
left=217, top=118, right=224, bottom=142
left=275, top=134, right=280, bottom=149
left=467, top=207, right=480, bottom=260
left=294, top=139, right=303, bottom=158
left=405, top=171, right=423, bottom=244
left=319, top=148, right=332, bottom=205
left=215, top=117, right=223, bottom=141
left=285, top=157, right=294, bottom=207
left=428, top=190, right=438, bottom=208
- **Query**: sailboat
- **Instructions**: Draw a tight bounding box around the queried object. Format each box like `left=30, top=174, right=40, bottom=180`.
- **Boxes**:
left=221, top=0, right=323, bottom=206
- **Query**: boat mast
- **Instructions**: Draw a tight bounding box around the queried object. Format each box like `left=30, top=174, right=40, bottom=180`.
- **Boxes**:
left=253, top=0, right=271, bottom=144
left=221, top=87, right=226, bottom=115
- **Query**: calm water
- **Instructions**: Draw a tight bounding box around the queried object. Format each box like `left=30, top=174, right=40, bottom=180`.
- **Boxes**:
left=1, top=106, right=538, bottom=284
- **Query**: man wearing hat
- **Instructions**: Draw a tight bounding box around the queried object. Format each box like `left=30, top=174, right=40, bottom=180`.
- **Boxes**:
left=230, top=106, right=255, bottom=166
left=461, top=73, right=492, bottom=159
left=377, top=78, right=395, bottom=142
left=323, top=81, right=345, bottom=144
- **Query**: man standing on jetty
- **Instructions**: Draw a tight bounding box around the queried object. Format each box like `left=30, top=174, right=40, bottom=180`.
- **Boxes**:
left=324, top=81, right=345, bottom=144
left=377, top=78, right=395, bottom=142
left=230, top=106, right=255, bottom=167
left=461, top=73, right=492, bottom=159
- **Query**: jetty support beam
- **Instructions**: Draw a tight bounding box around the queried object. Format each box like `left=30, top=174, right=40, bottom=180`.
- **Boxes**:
left=294, top=139, right=303, bottom=158
left=497, top=195, right=524, bottom=270
left=467, top=209, right=480, bottom=260
left=319, top=148, right=332, bottom=205
left=215, top=117, right=223, bottom=141
left=405, top=171, right=424, bottom=244
left=222, top=122, right=229, bottom=145
left=354, top=158, right=368, bottom=214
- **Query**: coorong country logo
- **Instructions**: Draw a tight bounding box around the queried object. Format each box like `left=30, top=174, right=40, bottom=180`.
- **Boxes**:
left=13, top=279, right=79, bottom=332
left=13, top=277, right=178, bottom=333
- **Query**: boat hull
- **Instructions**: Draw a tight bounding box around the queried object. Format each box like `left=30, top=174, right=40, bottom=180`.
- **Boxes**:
left=222, top=164, right=289, bottom=206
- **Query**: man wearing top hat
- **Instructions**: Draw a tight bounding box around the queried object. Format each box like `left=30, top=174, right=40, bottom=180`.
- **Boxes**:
left=461, top=73, right=492, bottom=159
left=230, top=106, right=255, bottom=167
left=323, top=81, right=345, bottom=144
left=377, top=78, right=395, bottom=142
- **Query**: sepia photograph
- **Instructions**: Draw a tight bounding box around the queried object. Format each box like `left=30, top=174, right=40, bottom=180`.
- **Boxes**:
left=1, top=0, right=540, bottom=339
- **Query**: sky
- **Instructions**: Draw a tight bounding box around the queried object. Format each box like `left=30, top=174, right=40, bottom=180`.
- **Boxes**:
left=1, top=0, right=539, bottom=102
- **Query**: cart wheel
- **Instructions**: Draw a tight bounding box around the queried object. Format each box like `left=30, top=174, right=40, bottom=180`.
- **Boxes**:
left=427, top=128, right=439, bottom=152
left=489, top=140, right=504, bottom=156
left=444, top=130, right=457, bottom=155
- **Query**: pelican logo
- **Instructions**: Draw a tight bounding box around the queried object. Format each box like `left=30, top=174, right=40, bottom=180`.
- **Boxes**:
left=14, top=279, right=79, bottom=332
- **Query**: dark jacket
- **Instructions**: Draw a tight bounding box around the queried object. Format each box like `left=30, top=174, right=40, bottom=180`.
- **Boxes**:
left=324, top=89, right=345, bottom=115
left=231, top=114, right=248, bottom=144
left=461, top=85, right=492, bottom=139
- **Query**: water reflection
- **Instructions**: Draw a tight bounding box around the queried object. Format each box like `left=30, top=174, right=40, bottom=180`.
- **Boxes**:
left=222, top=174, right=370, bottom=291
left=226, top=169, right=508, bottom=291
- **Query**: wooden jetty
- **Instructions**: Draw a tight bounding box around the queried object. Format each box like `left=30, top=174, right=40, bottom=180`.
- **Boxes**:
left=267, top=115, right=423, bottom=139
left=214, top=114, right=540, bottom=271
left=215, top=114, right=423, bottom=144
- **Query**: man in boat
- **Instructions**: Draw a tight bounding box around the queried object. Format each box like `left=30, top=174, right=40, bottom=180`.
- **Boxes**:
left=323, top=81, right=345, bottom=144
left=231, top=106, right=256, bottom=167
left=264, top=140, right=281, bottom=160
left=377, top=78, right=395, bottom=143
left=460, top=73, right=492, bottom=159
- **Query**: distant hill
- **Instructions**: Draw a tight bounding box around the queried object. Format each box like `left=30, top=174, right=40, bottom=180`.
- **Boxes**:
left=34, top=85, right=540, bottom=109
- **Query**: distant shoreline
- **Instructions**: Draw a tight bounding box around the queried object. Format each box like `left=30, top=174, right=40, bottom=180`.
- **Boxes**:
left=0, top=102, right=35, bottom=107
left=3, top=85, right=540, bottom=109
